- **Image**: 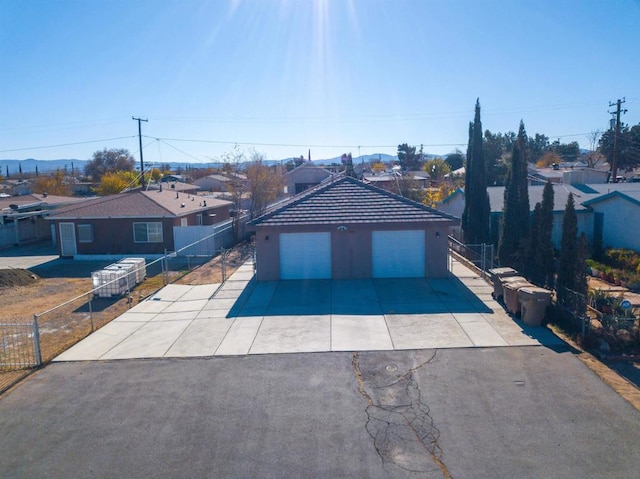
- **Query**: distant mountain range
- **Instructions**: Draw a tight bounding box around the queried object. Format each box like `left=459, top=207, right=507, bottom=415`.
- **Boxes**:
left=0, top=159, right=89, bottom=175
left=0, top=152, right=447, bottom=174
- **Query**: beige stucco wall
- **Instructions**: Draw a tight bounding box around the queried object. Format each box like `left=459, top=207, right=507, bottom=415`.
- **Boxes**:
left=254, top=222, right=452, bottom=281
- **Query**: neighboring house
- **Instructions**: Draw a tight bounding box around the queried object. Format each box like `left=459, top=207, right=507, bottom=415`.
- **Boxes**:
left=529, top=164, right=608, bottom=186
left=361, top=173, right=398, bottom=189
left=562, top=168, right=608, bottom=185
left=193, top=174, right=232, bottom=192
left=559, top=161, right=588, bottom=169
left=363, top=172, right=429, bottom=190
left=147, top=181, right=200, bottom=194
left=209, top=191, right=252, bottom=214
left=451, top=182, right=640, bottom=252
left=70, top=181, right=97, bottom=196
left=435, top=188, right=465, bottom=238
left=284, top=162, right=334, bottom=195
left=486, top=184, right=594, bottom=248
left=161, top=174, right=188, bottom=183
left=48, top=188, right=232, bottom=257
left=435, top=188, right=465, bottom=218
left=1, top=179, right=33, bottom=196
left=227, top=171, right=248, bottom=186
left=528, top=166, right=565, bottom=184
left=582, top=190, right=640, bottom=252
left=0, top=193, right=90, bottom=248
left=444, top=166, right=465, bottom=179
left=406, top=170, right=431, bottom=187
left=249, top=176, right=459, bottom=281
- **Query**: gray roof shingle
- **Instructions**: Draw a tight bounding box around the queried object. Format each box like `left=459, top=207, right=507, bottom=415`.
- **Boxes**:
left=251, top=176, right=458, bottom=227
left=49, top=189, right=230, bottom=219
left=487, top=182, right=640, bottom=213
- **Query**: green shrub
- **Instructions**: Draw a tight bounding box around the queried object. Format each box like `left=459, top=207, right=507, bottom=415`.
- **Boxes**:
left=604, top=248, right=640, bottom=271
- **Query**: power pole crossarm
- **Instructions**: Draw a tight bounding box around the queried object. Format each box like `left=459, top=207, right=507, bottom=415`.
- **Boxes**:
left=132, top=116, right=148, bottom=186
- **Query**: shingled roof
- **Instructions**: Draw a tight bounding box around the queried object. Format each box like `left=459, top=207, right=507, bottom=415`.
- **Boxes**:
left=49, top=189, right=230, bottom=219
left=250, top=176, right=459, bottom=227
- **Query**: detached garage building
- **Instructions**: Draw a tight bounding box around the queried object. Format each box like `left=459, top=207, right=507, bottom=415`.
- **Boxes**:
left=249, top=176, right=459, bottom=281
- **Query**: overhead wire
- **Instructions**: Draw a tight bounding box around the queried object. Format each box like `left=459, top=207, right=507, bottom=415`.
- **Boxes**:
left=143, top=135, right=466, bottom=150
left=0, top=136, right=137, bottom=153
left=157, top=139, right=206, bottom=162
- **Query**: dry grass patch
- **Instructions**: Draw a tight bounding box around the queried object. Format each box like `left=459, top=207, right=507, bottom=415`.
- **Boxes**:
left=1, top=242, right=253, bottom=396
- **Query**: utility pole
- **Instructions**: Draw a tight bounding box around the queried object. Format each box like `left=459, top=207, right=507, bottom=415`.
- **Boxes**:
left=132, top=116, right=148, bottom=186
left=608, top=98, right=627, bottom=183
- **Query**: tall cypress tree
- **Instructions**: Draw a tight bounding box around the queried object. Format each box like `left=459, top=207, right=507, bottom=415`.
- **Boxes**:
left=557, top=193, right=578, bottom=305
left=538, top=181, right=555, bottom=287
left=526, top=202, right=543, bottom=282
left=462, top=99, right=490, bottom=244
left=498, top=120, right=530, bottom=268
left=526, top=183, right=555, bottom=287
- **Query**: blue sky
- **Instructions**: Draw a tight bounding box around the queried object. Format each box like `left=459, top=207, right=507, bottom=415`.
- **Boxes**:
left=1, top=0, right=639, bottom=164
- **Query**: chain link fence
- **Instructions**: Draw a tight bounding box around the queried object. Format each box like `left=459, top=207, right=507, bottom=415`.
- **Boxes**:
left=0, top=318, right=41, bottom=371
left=448, top=236, right=495, bottom=279
left=1, top=223, right=253, bottom=382
left=555, top=287, right=590, bottom=339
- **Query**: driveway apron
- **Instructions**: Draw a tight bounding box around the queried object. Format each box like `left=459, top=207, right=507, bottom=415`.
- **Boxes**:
left=54, top=259, right=564, bottom=361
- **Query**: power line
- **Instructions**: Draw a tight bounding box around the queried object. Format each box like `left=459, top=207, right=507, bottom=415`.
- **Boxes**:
left=157, top=139, right=205, bottom=162
left=142, top=135, right=466, bottom=150
left=0, top=136, right=137, bottom=153
left=144, top=101, right=603, bottom=124
left=0, top=118, right=128, bottom=133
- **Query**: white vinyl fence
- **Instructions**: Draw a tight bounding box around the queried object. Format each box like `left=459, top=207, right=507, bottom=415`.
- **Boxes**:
left=173, top=220, right=236, bottom=257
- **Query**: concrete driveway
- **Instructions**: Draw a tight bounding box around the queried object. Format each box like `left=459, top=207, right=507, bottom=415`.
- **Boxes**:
left=0, top=243, right=59, bottom=269
left=3, top=348, right=640, bottom=478
left=55, top=259, right=563, bottom=362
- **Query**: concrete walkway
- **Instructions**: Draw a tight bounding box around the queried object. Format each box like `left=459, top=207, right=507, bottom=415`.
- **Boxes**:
left=55, top=259, right=564, bottom=361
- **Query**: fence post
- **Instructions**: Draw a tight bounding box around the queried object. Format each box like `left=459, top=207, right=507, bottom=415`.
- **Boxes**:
left=163, top=249, right=168, bottom=285
left=88, top=292, right=94, bottom=332
left=221, top=247, right=226, bottom=283
left=32, top=314, right=42, bottom=366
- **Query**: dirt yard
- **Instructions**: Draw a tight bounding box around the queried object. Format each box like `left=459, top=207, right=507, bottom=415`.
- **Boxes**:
left=0, top=242, right=253, bottom=394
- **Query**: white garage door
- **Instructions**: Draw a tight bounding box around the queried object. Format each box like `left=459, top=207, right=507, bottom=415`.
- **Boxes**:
left=279, top=232, right=331, bottom=279
left=372, top=230, right=425, bottom=278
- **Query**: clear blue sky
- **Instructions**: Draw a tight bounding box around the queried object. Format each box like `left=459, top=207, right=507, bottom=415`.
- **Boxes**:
left=1, top=0, right=639, bottom=164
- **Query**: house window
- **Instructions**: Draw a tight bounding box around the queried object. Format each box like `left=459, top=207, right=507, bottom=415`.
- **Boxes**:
left=77, top=224, right=94, bottom=243
left=133, top=222, right=163, bottom=243
left=196, top=214, right=203, bottom=225
left=181, top=218, right=188, bottom=227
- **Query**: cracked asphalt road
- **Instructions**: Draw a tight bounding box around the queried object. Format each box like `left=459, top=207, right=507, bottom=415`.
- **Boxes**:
left=2, top=347, right=640, bottom=478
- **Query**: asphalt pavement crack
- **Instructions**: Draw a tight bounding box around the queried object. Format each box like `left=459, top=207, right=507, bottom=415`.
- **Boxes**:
left=352, top=351, right=452, bottom=479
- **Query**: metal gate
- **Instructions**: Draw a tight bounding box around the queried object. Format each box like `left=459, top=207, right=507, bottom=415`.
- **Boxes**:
left=0, top=318, right=41, bottom=370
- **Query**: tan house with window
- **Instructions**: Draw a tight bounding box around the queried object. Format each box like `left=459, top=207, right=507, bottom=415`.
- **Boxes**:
left=48, top=188, right=231, bottom=257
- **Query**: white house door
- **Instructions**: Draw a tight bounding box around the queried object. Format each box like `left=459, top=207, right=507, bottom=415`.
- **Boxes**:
left=279, top=232, right=331, bottom=280
left=59, top=222, right=77, bottom=257
left=372, top=230, right=425, bottom=278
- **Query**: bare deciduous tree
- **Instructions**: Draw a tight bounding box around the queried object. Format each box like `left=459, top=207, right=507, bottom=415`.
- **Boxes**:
left=585, top=130, right=604, bottom=168
left=246, top=152, right=284, bottom=219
